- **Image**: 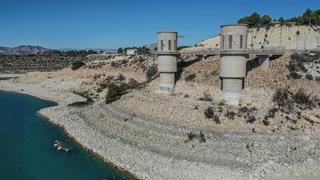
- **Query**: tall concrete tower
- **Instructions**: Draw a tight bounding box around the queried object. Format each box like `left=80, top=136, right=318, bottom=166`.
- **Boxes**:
left=157, top=32, right=178, bottom=92
left=219, top=24, right=249, bottom=104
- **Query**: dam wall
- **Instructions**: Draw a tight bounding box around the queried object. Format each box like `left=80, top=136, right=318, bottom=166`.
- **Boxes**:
left=181, top=25, right=320, bottom=53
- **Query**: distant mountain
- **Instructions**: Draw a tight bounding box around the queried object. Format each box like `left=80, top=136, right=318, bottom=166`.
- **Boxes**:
left=58, top=48, right=117, bottom=53
left=0, top=45, right=53, bottom=55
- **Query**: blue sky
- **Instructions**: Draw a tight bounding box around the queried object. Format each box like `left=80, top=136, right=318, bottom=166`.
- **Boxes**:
left=0, top=0, right=319, bottom=49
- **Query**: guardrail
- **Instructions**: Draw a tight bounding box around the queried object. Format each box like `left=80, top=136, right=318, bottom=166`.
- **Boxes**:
left=180, top=47, right=286, bottom=56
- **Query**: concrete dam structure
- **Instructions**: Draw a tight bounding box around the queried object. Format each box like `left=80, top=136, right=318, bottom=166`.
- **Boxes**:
left=157, top=32, right=178, bottom=92
left=181, top=25, right=320, bottom=53
left=220, top=24, right=249, bottom=104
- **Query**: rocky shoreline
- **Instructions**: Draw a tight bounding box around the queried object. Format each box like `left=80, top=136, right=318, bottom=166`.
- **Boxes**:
left=1, top=52, right=320, bottom=179
left=1, top=78, right=320, bottom=180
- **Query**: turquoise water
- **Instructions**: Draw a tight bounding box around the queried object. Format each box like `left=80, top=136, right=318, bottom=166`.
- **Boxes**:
left=0, top=91, right=134, bottom=180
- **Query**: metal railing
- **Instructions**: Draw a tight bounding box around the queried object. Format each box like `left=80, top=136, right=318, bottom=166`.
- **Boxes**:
left=180, top=47, right=286, bottom=56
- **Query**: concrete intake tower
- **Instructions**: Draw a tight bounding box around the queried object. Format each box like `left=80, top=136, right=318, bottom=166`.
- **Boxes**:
left=157, top=32, right=178, bottom=92
left=219, top=24, right=249, bottom=104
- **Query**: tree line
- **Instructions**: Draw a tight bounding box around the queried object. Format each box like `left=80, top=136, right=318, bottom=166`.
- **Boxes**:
left=238, top=9, right=320, bottom=27
left=117, top=47, right=151, bottom=55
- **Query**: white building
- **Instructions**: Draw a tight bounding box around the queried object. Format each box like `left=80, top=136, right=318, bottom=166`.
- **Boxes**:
left=126, top=49, right=138, bottom=55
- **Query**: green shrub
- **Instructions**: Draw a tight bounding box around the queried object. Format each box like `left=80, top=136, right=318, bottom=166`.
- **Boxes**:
left=146, top=66, right=158, bottom=81
left=185, top=131, right=206, bottom=143
left=213, top=115, right=221, bottom=124
left=128, top=78, right=139, bottom=89
left=262, top=119, right=270, bottom=126
left=289, top=71, right=302, bottom=79
left=185, top=73, right=196, bottom=81
left=225, top=110, right=237, bottom=120
left=273, top=88, right=291, bottom=106
left=187, top=132, right=196, bottom=141
left=199, top=131, right=206, bottom=143
left=71, top=61, right=86, bottom=70
left=292, top=89, right=314, bottom=107
left=239, top=106, right=249, bottom=113
left=117, top=74, right=126, bottom=81
left=119, top=82, right=129, bottom=92
left=199, top=92, right=213, bottom=102
left=105, top=80, right=139, bottom=103
left=246, top=116, right=256, bottom=123
left=264, top=108, right=278, bottom=120
left=204, top=107, right=214, bottom=119
left=306, top=74, right=313, bottom=80
left=106, top=84, right=124, bottom=104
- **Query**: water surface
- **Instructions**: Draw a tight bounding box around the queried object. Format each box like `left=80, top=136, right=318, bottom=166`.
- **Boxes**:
left=0, top=91, right=133, bottom=180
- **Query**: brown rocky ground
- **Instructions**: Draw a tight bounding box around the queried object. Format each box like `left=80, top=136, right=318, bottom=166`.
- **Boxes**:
left=8, top=53, right=320, bottom=135
left=112, top=53, right=320, bottom=134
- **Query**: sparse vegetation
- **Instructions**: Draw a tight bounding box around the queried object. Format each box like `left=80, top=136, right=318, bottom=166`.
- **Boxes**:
left=289, top=53, right=320, bottom=80
left=264, top=108, right=278, bottom=120
left=289, top=71, right=302, bottom=79
left=262, top=119, right=270, bottom=126
left=246, top=116, right=256, bottom=124
left=292, top=89, right=315, bottom=107
left=128, top=78, right=139, bottom=89
left=204, top=107, right=214, bottom=119
left=239, top=106, right=249, bottom=113
left=199, top=92, right=213, bottom=102
left=185, top=73, right=196, bottom=81
left=117, top=74, right=126, bottom=81
left=71, top=61, right=86, bottom=70
left=273, top=87, right=291, bottom=107
left=273, top=87, right=319, bottom=111
left=185, top=131, right=206, bottom=143
left=146, top=66, right=158, bottom=81
left=306, top=74, right=313, bottom=80
left=199, top=131, right=206, bottom=143
left=186, top=132, right=196, bottom=142
left=225, top=110, right=237, bottom=120
left=105, top=83, right=128, bottom=104
left=213, top=115, right=221, bottom=124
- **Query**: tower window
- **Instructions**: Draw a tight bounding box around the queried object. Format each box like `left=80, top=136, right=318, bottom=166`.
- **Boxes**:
left=168, top=40, right=172, bottom=50
left=174, top=40, right=177, bottom=50
left=229, top=35, right=233, bottom=49
left=240, top=35, right=243, bottom=49
left=161, top=40, right=164, bottom=51
left=221, top=35, right=225, bottom=49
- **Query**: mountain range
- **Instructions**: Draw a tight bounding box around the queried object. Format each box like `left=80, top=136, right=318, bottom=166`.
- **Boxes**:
left=0, top=45, right=53, bottom=55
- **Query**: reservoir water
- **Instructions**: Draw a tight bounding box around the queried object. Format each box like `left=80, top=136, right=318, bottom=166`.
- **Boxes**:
left=0, top=91, right=133, bottom=180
